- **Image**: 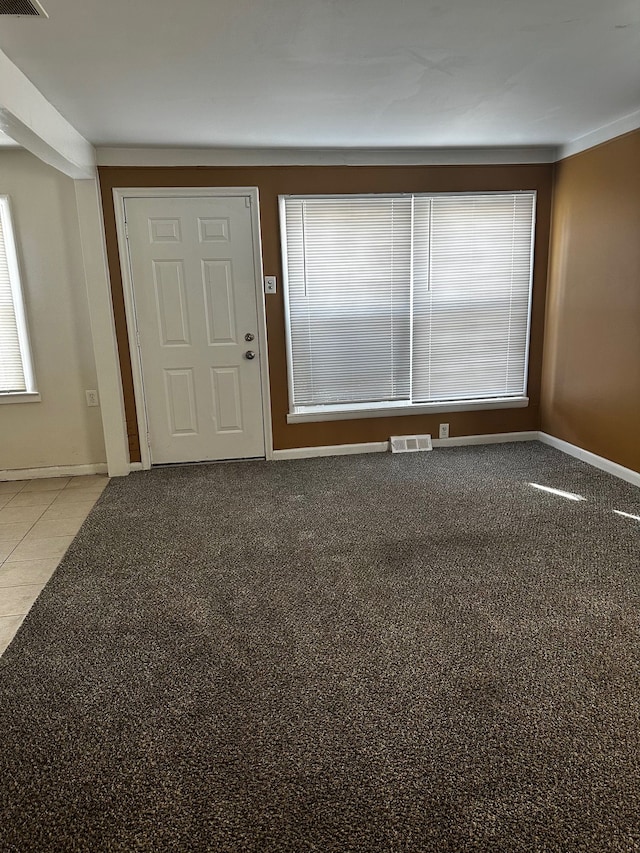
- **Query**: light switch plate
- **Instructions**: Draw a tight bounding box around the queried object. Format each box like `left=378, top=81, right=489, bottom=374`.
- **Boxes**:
left=264, top=275, right=277, bottom=294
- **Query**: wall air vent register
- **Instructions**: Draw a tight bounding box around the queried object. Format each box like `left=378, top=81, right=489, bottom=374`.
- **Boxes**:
left=0, top=0, right=47, bottom=16
left=390, top=435, right=433, bottom=454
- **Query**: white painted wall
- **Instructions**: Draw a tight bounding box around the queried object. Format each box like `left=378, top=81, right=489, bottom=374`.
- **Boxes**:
left=0, top=150, right=106, bottom=470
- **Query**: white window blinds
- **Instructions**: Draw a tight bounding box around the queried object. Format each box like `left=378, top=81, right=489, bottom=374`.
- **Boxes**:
left=283, top=195, right=412, bottom=406
left=0, top=197, right=30, bottom=394
left=281, top=192, right=535, bottom=413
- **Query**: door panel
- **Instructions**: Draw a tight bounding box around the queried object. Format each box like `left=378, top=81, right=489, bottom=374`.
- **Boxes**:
left=211, top=367, right=243, bottom=432
left=153, top=261, right=190, bottom=346
left=164, top=369, right=198, bottom=435
left=125, top=195, right=265, bottom=464
left=202, top=261, right=236, bottom=344
left=149, top=218, right=182, bottom=242
left=198, top=217, right=230, bottom=242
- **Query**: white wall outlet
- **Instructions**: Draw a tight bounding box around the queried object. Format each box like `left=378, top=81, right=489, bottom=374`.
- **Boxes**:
left=85, top=390, right=99, bottom=407
left=264, top=275, right=277, bottom=294
left=439, top=423, right=450, bottom=439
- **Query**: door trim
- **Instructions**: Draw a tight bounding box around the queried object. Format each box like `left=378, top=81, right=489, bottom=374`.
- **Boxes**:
left=113, top=187, right=273, bottom=468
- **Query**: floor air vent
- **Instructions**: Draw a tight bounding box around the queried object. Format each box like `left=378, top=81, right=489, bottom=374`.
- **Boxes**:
left=390, top=434, right=433, bottom=453
left=0, top=0, right=47, bottom=15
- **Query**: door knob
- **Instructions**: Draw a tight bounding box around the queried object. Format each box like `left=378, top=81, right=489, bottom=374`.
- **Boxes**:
left=245, top=350, right=256, bottom=360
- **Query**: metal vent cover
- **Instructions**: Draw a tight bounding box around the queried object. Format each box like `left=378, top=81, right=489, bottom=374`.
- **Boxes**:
left=0, top=0, right=47, bottom=15
left=390, top=434, right=433, bottom=454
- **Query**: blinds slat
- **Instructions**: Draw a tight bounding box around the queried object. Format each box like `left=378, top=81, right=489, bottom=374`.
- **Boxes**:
left=412, top=194, right=535, bottom=403
left=282, top=192, right=535, bottom=411
left=0, top=203, right=27, bottom=393
left=284, top=197, right=412, bottom=406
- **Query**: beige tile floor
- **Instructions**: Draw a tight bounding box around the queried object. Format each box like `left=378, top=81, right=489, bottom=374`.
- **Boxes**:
left=0, top=474, right=109, bottom=656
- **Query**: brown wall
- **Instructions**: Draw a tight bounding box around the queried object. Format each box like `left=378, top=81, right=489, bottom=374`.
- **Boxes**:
left=99, top=164, right=552, bottom=459
left=541, top=131, right=640, bottom=473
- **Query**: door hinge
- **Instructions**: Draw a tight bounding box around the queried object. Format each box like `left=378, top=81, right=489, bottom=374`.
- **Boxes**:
left=146, top=432, right=151, bottom=448
left=124, top=219, right=129, bottom=238
left=135, top=330, right=141, bottom=348
left=245, top=197, right=251, bottom=208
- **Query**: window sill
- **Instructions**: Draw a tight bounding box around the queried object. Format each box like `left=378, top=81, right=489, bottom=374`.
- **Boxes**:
left=287, top=396, right=529, bottom=423
left=0, top=392, right=41, bottom=405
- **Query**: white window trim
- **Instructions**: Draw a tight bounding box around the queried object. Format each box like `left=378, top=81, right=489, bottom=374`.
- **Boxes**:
left=287, top=396, right=529, bottom=423
left=0, top=195, right=38, bottom=402
left=280, top=190, right=535, bottom=423
left=0, top=392, right=41, bottom=404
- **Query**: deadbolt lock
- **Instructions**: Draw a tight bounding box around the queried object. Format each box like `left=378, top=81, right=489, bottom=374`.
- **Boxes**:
left=244, top=333, right=255, bottom=342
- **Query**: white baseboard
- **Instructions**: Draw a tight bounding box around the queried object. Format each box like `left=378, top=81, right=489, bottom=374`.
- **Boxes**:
left=271, top=432, right=539, bottom=460
left=3, top=435, right=632, bottom=491
left=271, top=441, right=389, bottom=460
left=0, top=463, right=109, bottom=482
left=432, top=431, right=538, bottom=448
left=538, top=433, right=640, bottom=488
left=273, top=432, right=639, bottom=489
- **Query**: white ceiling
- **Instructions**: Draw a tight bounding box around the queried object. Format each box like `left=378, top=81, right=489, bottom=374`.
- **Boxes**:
left=0, top=0, right=639, bottom=149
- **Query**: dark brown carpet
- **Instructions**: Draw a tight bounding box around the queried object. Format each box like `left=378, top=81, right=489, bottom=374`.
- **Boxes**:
left=1, top=442, right=639, bottom=852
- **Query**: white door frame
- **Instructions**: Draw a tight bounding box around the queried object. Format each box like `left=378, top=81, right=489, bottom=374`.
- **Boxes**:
left=113, top=186, right=273, bottom=469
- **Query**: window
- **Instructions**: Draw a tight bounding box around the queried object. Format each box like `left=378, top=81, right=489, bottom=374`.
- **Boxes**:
left=0, top=195, right=38, bottom=403
left=280, top=192, right=536, bottom=422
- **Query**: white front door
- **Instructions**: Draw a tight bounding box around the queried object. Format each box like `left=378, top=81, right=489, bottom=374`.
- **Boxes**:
left=124, top=195, right=266, bottom=464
